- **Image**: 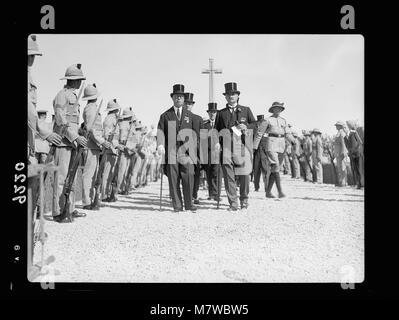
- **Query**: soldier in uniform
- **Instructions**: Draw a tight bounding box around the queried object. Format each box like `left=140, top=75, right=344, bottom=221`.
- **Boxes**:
left=81, top=84, right=112, bottom=210
left=184, top=92, right=203, bottom=205
left=311, top=128, right=323, bottom=183
left=302, top=130, right=313, bottom=182
left=157, top=84, right=197, bottom=212
left=128, top=121, right=144, bottom=191
left=100, top=99, right=121, bottom=202
left=333, top=121, right=348, bottom=187
left=252, top=114, right=269, bottom=193
left=115, top=109, right=136, bottom=196
left=290, top=131, right=301, bottom=179
left=345, top=120, right=362, bottom=189
left=35, top=110, right=51, bottom=164
left=253, top=102, right=295, bottom=198
left=52, top=64, right=88, bottom=223
left=201, top=103, right=222, bottom=201
left=283, top=124, right=293, bottom=176
left=215, top=82, right=256, bottom=210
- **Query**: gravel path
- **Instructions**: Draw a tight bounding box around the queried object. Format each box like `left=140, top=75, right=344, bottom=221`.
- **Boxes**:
left=33, top=175, right=364, bottom=283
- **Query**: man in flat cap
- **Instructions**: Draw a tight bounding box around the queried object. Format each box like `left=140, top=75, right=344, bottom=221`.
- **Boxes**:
left=184, top=92, right=203, bottom=205
left=333, top=121, right=348, bottom=187
left=254, top=102, right=295, bottom=198
left=311, top=128, right=323, bottom=183
left=252, top=114, right=269, bottom=193
left=52, top=63, right=88, bottom=222
left=157, top=84, right=197, bottom=212
left=214, top=82, right=256, bottom=210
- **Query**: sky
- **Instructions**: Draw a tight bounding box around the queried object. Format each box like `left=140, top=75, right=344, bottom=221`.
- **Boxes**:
left=32, top=34, right=364, bottom=136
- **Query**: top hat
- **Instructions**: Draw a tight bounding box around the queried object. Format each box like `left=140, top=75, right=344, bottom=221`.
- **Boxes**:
left=106, top=99, right=120, bottom=112
left=82, top=83, right=99, bottom=100
left=223, top=82, right=240, bottom=96
left=184, top=92, right=195, bottom=104
left=335, top=120, right=345, bottom=127
left=268, top=101, right=285, bottom=113
left=257, top=114, right=264, bottom=121
left=60, top=64, right=86, bottom=80
left=207, top=102, right=217, bottom=112
left=170, top=84, right=185, bottom=98
left=28, top=35, right=42, bottom=56
left=312, top=128, right=322, bottom=134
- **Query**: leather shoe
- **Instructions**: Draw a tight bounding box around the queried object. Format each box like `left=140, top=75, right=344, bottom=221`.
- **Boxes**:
left=187, top=205, right=198, bottom=212
left=266, top=192, right=276, bottom=198
left=53, top=215, right=73, bottom=223
left=241, top=202, right=249, bottom=209
left=228, top=206, right=238, bottom=211
left=278, top=192, right=286, bottom=198
left=174, top=208, right=183, bottom=212
left=207, top=197, right=212, bottom=200
left=72, top=210, right=86, bottom=218
left=193, top=199, right=200, bottom=205
left=213, top=196, right=222, bottom=202
left=83, top=205, right=93, bottom=210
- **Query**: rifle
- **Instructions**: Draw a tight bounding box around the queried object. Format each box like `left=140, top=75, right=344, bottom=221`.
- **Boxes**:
left=59, top=99, right=103, bottom=220
left=92, top=108, right=122, bottom=207
left=108, top=120, right=135, bottom=202
left=325, top=144, right=338, bottom=186
left=33, top=83, right=85, bottom=215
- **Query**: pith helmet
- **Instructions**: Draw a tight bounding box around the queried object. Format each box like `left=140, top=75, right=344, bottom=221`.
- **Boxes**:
left=121, top=108, right=133, bottom=119
left=170, top=84, right=185, bottom=98
left=269, top=101, right=285, bottom=113
left=60, top=64, right=86, bottom=80
left=82, top=83, right=99, bottom=100
left=335, top=120, right=345, bottom=127
left=292, top=131, right=298, bottom=137
left=312, top=128, right=322, bottom=134
left=223, top=82, right=240, bottom=96
left=106, top=99, right=120, bottom=112
left=28, top=35, right=42, bottom=56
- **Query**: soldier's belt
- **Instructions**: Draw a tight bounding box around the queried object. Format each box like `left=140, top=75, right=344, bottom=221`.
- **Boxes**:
left=268, top=133, right=284, bottom=138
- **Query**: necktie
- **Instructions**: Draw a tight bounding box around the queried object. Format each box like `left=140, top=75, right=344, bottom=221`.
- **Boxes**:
left=211, top=121, right=214, bottom=129
left=177, top=108, right=181, bottom=121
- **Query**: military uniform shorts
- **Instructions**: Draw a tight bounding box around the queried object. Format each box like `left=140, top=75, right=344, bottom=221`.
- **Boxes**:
left=266, top=151, right=285, bottom=173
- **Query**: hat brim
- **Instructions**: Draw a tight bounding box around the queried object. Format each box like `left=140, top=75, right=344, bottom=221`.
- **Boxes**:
left=170, top=92, right=185, bottom=98
left=207, top=109, right=217, bottom=112
left=268, top=106, right=285, bottom=113
left=60, top=76, right=86, bottom=80
left=106, top=106, right=120, bottom=113
left=28, top=50, right=42, bottom=56
left=223, top=91, right=240, bottom=96
left=82, top=94, right=100, bottom=101
left=185, top=101, right=195, bottom=104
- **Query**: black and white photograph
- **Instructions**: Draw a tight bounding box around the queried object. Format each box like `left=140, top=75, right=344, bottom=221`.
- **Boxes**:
left=26, top=34, right=364, bottom=284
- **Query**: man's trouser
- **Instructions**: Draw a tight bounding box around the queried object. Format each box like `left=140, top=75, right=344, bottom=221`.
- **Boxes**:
left=166, top=162, right=194, bottom=210
left=253, top=147, right=269, bottom=192
left=291, top=155, right=300, bottom=178
left=336, top=156, right=348, bottom=186
left=313, top=158, right=323, bottom=183
left=205, top=164, right=222, bottom=198
left=304, top=155, right=313, bottom=181
left=349, top=155, right=361, bottom=187
left=117, top=152, right=130, bottom=192
left=82, top=148, right=100, bottom=206
left=193, top=164, right=201, bottom=199
left=35, top=152, right=47, bottom=164
left=101, top=153, right=117, bottom=200
left=52, top=146, right=76, bottom=216
left=130, top=154, right=142, bottom=188
left=283, top=153, right=291, bottom=175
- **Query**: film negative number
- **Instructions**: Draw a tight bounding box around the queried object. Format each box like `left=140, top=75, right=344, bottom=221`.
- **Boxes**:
left=12, top=162, right=26, bottom=204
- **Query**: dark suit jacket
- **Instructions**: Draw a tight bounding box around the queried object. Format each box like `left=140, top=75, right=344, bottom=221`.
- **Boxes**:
left=157, top=106, right=196, bottom=164
left=215, top=104, right=256, bottom=147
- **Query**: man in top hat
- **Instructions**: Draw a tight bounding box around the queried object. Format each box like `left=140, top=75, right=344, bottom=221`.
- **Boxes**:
left=290, top=131, right=302, bottom=179
left=98, top=99, right=121, bottom=203
left=184, top=92, right=203, bottom=205
left=344, top=120, right=362, bottom=189
left=333, top=121, right=348, bottom=187
left=214, top=82, right=256, bottom=210
left=34, top=110, right=51, bottom=164
left=254, top=102, right=295, bottom=198
left=157, top=84, right=198, bottom=212
left=81, top=84, right=112, bottom=210
left=252, top=114, right=269, bottom=193
left=201, top=103, right=222, bottom=201
left=311, top=128, right=323, bottom=184
left=302, top=130, right=313, bottom=182
left=52, top=63, right=89, bottom=222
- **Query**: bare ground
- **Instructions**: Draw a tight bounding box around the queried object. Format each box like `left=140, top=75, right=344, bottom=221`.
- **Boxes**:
left=32, top=174, right=364, bottom=283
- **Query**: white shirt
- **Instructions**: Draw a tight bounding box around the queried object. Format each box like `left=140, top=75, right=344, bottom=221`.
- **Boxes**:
left=227, top=103, right=238, bottom=113
left=174, top=106, right=182, bottom=119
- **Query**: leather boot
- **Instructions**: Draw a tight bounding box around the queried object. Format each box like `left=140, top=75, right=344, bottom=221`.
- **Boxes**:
left=266, top=172, right=276, bottom=198
left=275, top=172, right=286, bottom=198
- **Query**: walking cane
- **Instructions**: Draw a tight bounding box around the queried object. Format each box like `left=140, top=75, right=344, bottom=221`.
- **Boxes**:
left=216, top=149, right=221, bottom=209
left=159, top=165, right=163, bottom=211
